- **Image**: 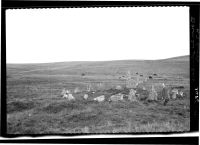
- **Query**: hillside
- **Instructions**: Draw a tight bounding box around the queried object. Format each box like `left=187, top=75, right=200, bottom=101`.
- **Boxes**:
left=7, top=55, right=190, bottom=78
left=161, top=55, right=189, bottom=61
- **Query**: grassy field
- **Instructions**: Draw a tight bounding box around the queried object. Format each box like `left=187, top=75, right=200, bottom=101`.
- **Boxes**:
left=6, top=55, right=190, bottom=134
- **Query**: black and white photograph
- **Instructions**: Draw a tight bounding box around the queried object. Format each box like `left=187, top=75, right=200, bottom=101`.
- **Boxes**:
left=5, top=6, right=191, bottom=135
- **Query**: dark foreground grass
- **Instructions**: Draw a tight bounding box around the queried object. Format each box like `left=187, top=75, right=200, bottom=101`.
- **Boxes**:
left=7, top=97, right=190, bottom=134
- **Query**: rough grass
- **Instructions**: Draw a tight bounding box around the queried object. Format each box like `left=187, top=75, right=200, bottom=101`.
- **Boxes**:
left=7, top=97, right=190, bottom=134
left=7, top=57, right=190, bottom=134
left=7, top=101, right=36, bottom=113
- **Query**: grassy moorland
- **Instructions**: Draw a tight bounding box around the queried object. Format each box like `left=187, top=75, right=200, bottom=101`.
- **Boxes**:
left=6, top=55, right=190, bottom=134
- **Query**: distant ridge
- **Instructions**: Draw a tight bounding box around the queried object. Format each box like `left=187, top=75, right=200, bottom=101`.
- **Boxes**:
left=7, top=55, right=189, bottom=78
left=7, top=55, right=189, bottom=65
left=161, top=55, right=189, bottom=61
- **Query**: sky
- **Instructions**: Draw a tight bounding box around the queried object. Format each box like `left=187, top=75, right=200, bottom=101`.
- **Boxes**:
left=6, top=7, right=189, bottom=63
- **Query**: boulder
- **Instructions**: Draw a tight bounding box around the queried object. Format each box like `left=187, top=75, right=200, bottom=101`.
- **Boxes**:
left=109, top=93, right=124, bottom=102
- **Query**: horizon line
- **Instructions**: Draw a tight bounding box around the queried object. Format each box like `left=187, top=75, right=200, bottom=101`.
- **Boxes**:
left=6, top=55, right=189, bottom=65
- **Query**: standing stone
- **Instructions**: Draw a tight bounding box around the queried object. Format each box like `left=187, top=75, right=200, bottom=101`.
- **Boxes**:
left=83, top=94, right=89, bottom=100
left=128, top=89, right=137, bottom=102
left=74, top=87, right=80, bottom=93
left=116, top=85, right=122, bottom=90
left=147, top=85, right=158, bottom=101
left=171, top=89, right=179, bottom=99
left=161, top=83, right=170, bottom=105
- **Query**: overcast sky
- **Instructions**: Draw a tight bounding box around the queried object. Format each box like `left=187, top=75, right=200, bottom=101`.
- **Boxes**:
left=6, top=7, right=189, bottom=63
